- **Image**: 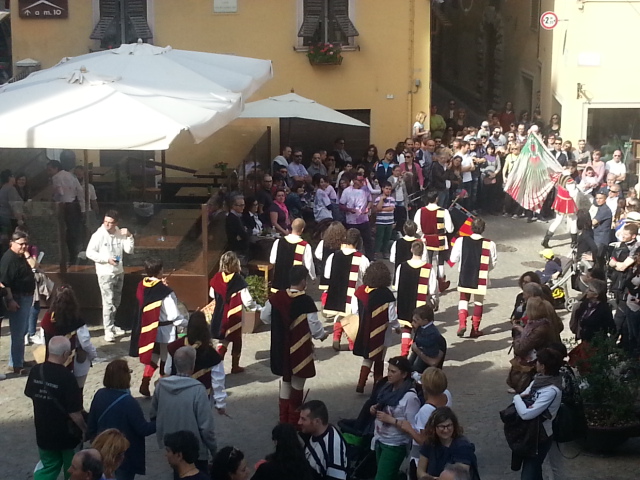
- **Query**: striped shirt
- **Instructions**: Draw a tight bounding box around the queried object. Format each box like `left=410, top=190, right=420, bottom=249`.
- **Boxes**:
left=304, top=425, right=348, bottom=480
left=375, top=195, right=396, bottom=225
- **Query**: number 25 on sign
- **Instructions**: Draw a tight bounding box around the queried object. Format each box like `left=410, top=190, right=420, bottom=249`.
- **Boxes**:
left=540, top=11, right=558, bottom=30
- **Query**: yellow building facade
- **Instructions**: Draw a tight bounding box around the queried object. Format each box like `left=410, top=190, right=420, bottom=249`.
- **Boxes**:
left=9, top=0, right=431, bottom=170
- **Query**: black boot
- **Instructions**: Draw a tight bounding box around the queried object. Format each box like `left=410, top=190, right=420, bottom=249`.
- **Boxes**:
left=571, top=233, right=578, bottom=248
left=541, top=231, right=552, bottom=248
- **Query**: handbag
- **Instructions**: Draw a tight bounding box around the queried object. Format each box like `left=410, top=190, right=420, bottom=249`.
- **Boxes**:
left=500, top=403, right=550, bottom=457
left=552, top=365, right=587, bottom=443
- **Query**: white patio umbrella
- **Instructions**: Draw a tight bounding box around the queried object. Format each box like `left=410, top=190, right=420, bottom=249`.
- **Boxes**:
left=0, top=41, right=273, bottom=150
left=239, top=92, right=369, bottom=127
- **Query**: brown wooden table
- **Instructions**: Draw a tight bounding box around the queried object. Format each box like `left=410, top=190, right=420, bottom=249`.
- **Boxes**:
left=162, top=177, right=213, bottom=186
left=194, top=169, right=224, bottom=180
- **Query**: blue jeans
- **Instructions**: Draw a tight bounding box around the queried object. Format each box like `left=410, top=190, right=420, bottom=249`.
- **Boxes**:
left=437, top=189, right=449, bottom=208
left=8, top=294, right=34, bottom=368
left=521, top=437, right=553, bottom=480
left=28, top=301, right=41, bottom=336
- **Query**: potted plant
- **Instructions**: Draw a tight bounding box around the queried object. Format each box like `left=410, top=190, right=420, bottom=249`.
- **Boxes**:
left=243, top=274, right=268, bottom=334
left=307, top=42, right=343, bottom=66
left=214, top=161, right=229, bottom=175
left=576, top=333, right=640, bottom=453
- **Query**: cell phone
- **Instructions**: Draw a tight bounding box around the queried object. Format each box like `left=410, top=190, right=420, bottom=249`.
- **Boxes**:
left=37, top=252, right=45, bottom=264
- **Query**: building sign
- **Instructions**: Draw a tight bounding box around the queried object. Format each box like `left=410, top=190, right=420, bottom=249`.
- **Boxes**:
left=19, top=0, right=68, bottom=19
left=214, top=0, right=238, bottom=14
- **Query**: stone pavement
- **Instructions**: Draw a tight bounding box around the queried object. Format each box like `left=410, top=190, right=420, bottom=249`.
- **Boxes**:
left=1, top=216, right=639, bottom=480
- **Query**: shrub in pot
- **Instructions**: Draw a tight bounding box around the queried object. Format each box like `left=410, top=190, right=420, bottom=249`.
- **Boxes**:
left=243, top=275, right=268, bottom=333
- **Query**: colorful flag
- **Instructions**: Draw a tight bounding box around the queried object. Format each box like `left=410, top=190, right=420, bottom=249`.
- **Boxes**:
left=504, top=133, right=562, bottom=211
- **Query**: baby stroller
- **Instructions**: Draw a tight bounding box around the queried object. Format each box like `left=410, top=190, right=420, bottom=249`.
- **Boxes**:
left=547, top=247, right=579, bottom=312
left=337, top=380, right=391, bottom=480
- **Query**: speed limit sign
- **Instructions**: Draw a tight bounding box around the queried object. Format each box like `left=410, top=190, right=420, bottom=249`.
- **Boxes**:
left=540, top=11, right=558, bottom=30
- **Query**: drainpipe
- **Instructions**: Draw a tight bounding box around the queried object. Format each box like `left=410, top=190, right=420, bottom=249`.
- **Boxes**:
left=408, top=0, right=416, bottom=132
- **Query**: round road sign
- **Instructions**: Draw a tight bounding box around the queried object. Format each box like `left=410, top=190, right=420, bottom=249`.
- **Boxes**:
left=540, top=11, right=558, bottom=30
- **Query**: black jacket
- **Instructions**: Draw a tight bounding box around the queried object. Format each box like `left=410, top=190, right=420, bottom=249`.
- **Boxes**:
left=430, top=161, right=447, bottom=191
left=225, top=212, right=250, bottom=253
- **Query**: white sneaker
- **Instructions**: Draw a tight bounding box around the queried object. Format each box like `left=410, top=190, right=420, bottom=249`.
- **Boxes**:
left=30, top=332, right=44, bottom=345
left=113, top=327, right=126, bottom=336
left=104, top=332, right=115, bottom=343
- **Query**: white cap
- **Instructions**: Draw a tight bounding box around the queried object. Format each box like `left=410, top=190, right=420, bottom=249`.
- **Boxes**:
left=481, top=121, right=489, bottom=128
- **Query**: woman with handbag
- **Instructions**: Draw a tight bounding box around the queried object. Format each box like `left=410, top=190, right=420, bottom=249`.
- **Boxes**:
left=41, top=284, right=96, bottom=397
left=507, top=297, right=559, bottom=394
left=87, top=359, right=156, bottom=480
left=512, top=348, right=563, bottom=480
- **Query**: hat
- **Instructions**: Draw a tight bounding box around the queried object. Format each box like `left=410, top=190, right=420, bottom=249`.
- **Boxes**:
left=539, top=248, right=555, bottom=260
left=626, top=212, right=640, bottom=222
left=481, top=121, right=489, bottom=128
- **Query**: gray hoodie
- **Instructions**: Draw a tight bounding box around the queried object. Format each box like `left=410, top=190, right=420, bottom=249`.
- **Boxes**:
left=150, top=375, right=217, bottom=461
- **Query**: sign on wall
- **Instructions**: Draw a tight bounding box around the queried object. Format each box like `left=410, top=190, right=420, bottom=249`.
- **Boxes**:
left=19, top=0, right=68, bottom=19
left=214, top=0, right=238, bottom=14
left=539, top=11, right=558, bottom=30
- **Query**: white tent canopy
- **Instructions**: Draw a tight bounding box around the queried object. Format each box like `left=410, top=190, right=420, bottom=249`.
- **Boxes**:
left=240, top=93, right=369, bottom=127
left=0, top=42, right=273, bottom=150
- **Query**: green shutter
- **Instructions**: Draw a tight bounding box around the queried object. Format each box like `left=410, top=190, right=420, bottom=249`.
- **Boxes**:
left=126, top=0, right=153, bottom=40
left=90, top=0, right=118, bottom=40
left=298, top=0, right=324, bottom=37
left=330, top=0, right=358, bottom=37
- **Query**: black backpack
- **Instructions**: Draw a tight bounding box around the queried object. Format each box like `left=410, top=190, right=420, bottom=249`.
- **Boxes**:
left=552, top=363, right=587, bottom=443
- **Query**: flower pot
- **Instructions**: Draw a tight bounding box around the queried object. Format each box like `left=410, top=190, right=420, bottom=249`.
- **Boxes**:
left=242, top=310, right=263, bottom=334
left=308, top=56, right=343, bottom=66
left=578, top=423, right=640, bottom=453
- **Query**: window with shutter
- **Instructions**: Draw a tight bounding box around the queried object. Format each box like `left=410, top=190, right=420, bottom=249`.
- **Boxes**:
left=91, top=0, right=152, bottom=48
left=298, top=0, right=357, bottom=47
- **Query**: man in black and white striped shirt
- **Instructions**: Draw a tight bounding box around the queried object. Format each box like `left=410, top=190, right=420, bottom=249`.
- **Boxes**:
left=299, top=400, right=348, bottom=480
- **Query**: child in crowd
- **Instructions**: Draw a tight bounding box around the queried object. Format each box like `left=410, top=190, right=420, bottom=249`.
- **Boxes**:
left=408, top=305, right=447, bottom=375
left=537, top=248, right=562, bottom=284
left=374, top=182, right=396, bottom=259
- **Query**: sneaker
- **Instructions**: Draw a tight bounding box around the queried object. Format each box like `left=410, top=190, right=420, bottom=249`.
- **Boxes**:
left=29, top=333, right=44, bottom=345
left=503, top=213, right=509, bottom=217
left=113, top=327, right=126, bottom=336
left=511, top=214, right=518, bottom=219
left=104, top=332, right=115, bottom=343
left=526, top=217, right=537, bottom=223
left=0, top=373, right=6, bottom=381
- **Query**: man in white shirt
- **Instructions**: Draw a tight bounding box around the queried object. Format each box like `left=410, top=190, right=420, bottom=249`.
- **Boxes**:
left=606, top=150, right=626, bottom=184
left=339, top=174, right=374, bottom=259
left=489, top=127, right=507, bottom=148
left=606, top=184, right=621, bottom=215
left=47, top=160, right=86, bottom=263
left=457, top=142, right=475, bottom=210
left=86, top=210, right=135, bottom=342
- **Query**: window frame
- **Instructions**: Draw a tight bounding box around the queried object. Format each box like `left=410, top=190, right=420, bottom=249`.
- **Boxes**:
left=295, top=0, right=358, bottom=52
left=530, top=0, right=541, bottom=32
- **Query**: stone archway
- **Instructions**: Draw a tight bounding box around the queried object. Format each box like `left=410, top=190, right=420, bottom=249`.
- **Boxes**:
left=476, top=7, right=504, bottom=110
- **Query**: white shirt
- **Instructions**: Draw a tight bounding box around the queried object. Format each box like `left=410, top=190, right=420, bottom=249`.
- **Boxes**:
left=73, top=325, right=97, bottom=378
left=410, top=389, right=452, bottom=460
left=460, top=154, right=474, bottom=183
left=449, top=233, right=497, bottom=272
left=606, top=160, right=626, bottom=181
left=82, top=183, right=98, bottom=212
left=52, top=170, right=86, bottom=212
left=324, top=247, right=370, bottom=286
left=269, top=234, right=316, bottom=280
left=85, top=225, right=135, bottom=276
left=260, top=289, right=325, bottom=340
left=606, top=195, right=620, bottom=215
left=149, top=282, right=189, bottom=344
left=514, top=382, right=562, bottom=437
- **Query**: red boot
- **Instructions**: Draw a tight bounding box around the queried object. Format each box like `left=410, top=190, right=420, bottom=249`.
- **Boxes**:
left=470, top=316, right=484, bottom=338
left=288, top=388, right=304, bottom=426
left=438, top=276, right=450, bottom=293
left=332, top=322, right=343, bottom=351
left=356, top=365, right=371, bottom=393
left=278, top=397, right=289, bottom=424
left=457, top=310, right=468, bottom=337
